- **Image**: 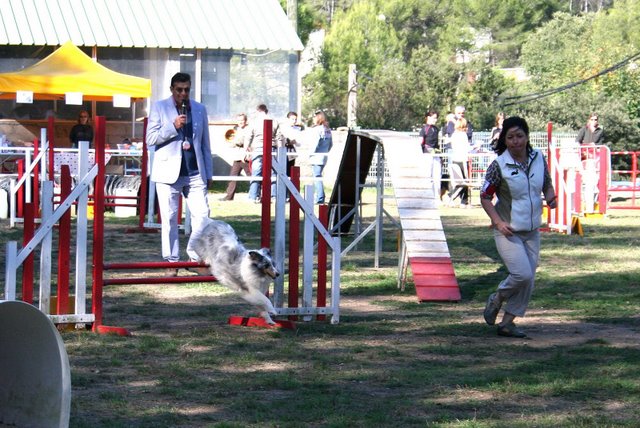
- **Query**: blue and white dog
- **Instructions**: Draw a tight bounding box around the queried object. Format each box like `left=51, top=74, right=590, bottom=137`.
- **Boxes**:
left=192, top=220, right=279, bottom=324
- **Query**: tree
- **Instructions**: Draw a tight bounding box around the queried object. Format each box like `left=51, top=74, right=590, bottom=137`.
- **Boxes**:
left=302, top=1, right=404, bottom=126
left=280, top=0, right=356, bottom=45
left=520, top=12, right=594, bottom=89
left=444, top=0, right=565, bottom=67
left=404, top=46, right=461, bottom=125
left=357, top=59, right=415, bottom=130
left=517, top=3, right=640, bottom=151
left=456, top=64, right=509, bottom=130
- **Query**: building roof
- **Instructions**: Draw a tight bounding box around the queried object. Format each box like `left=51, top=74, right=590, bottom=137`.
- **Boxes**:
left=0, top=0, right=303, bottom=51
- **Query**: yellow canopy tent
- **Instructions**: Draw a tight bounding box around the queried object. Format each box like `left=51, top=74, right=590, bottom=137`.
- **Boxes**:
left=0, top=41, right=151, bottom=101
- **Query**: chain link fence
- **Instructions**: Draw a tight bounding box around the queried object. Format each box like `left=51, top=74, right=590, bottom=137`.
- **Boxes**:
left=368, top=131, right=579, bottom=188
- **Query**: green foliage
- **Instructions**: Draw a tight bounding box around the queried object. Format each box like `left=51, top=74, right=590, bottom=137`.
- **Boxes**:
left=303, top=1, right=404, bottom=125
left=358, top=45, right=482, bottom=130
left=300, top=0, right=639, bottom=144
left=357, top=59, right=414, bottom=130
left=466, top=0, right=566, bottom=67
left=517, top=3, right=640, bottom=151
left=405, top=46, right=461, bottom=124
left=456, top=63, right=510, bottom=130
left=521, top=12, right=596, bottom=89
left=279, top=0, right=350, bottom=45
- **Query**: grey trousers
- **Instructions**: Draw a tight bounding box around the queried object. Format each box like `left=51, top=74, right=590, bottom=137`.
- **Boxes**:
left=493, top=228, right=540, bottom=317
left=155, top=175, right=210, bottom=262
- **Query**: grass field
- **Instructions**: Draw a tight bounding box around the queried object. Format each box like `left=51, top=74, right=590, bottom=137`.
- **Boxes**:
left=2, top=192, right=640, bottom=427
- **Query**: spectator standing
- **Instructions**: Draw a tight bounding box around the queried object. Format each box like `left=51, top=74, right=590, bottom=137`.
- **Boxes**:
left=220, top=113, right=251, bottom=201
left=481, top=116, right=557, bottom=338
left=282, top=111, right=303, bottom=180
left=442, top=112, right=456, bottom=150
left=281, top=111, right=304, bottom=200
left=576, top=113, right=604, bottom=145
left=576, top=113, right=604, bottom=212
left=419, top=110, right=439, bottom=153
left=246, top=104, right=283, bottom=203
left=445, top=105, right=473, bottom=143
left=307, top=110, right=333, bottom=204
left=69, top=110, right=93, bottom=148
left=419, top=110, right=443, bottom=201
left=490, top=112, right=505, bottom=150
left=448, top=118, right=472, bottom=207
left=146, top=72, right=213, bottom=276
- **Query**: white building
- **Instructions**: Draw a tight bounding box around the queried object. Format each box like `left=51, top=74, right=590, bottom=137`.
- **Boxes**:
left=0, top=0, right=303, bottom=124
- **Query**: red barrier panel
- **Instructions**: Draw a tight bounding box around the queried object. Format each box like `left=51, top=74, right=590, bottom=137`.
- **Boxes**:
left=261, top=119, right=273, bottom=249
left=287, top=167, right=300, bottom=321
left=103, top=275, right=217, bottom=286
left=56, top=166, right=72, bottom=316
left=91, top=116, right=107, bottom=332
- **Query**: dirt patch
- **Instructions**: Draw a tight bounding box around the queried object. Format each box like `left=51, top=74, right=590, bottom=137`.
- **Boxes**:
left=340, top=294, right=640, bottom=349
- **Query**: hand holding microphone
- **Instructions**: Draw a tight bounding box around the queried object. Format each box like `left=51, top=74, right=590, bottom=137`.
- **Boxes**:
left=178, top=101, right=191, bottom=150
left=174, top=101, right=188, bottom=129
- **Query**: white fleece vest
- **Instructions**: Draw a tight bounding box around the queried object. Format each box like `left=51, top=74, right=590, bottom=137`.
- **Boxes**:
left=495, top=149, right=545, bottom=232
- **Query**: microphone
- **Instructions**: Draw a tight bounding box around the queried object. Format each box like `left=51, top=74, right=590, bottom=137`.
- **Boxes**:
left=181, top=101, right=187, bottom=115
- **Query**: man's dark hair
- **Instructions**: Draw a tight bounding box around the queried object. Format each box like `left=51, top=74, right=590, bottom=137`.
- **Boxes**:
left=257, top=104, right=268, bottom=113
left=287, top=111, right=297, bottom=118
left=171, top=72, right=191, bottom=87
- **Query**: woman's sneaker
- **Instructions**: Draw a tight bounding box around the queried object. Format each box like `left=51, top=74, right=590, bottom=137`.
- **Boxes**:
left=483, top=292, right=502, bottom=325
left=497, top=322, right=527, bottom=338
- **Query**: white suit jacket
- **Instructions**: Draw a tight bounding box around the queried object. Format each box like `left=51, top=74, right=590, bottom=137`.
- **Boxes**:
left=146, top=96, right=213, bottom=185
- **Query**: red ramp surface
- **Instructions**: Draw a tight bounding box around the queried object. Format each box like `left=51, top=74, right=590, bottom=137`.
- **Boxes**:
left=348, top=130, right=462, bottom=302
left=329, top=130, right=462, bottom=302
left=410, top=257, right=461, bottom=301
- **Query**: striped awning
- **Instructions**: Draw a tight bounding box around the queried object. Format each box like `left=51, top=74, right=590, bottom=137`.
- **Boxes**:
left=0, top=0, right=303, bottom=51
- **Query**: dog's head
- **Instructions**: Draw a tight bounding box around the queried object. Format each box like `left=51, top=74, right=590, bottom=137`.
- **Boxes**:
left=248, top=248, right=279, bottom=279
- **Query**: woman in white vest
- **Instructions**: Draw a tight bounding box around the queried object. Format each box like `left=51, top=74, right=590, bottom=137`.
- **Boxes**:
left=480, top=116, right=557, bottom=338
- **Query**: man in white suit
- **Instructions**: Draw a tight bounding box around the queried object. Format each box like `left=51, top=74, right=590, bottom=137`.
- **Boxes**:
left=146, top=72, right=213, bottom=275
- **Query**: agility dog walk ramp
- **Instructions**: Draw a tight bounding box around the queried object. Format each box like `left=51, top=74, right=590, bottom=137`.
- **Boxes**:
left=329, top=130, right=460, bottom=302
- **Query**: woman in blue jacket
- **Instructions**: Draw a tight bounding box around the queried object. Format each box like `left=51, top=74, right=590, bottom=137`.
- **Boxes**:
left=307, top=110, right=333, bottom=204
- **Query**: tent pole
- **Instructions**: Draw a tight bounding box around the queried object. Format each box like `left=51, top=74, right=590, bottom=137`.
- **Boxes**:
left=132, top=102, right=136, bottom=139
left=91, top=46, right=97, bottom=122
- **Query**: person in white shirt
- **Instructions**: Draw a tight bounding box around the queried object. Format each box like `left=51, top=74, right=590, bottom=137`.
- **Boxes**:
left=447, top=117, right=472, bottom=207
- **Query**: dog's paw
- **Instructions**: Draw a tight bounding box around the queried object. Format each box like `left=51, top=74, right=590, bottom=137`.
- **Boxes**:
left=260, top=311, right=276, bottom=325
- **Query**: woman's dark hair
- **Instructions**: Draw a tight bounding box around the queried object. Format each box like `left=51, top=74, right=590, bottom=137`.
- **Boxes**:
left=494, top=116, right=532, bottom=155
